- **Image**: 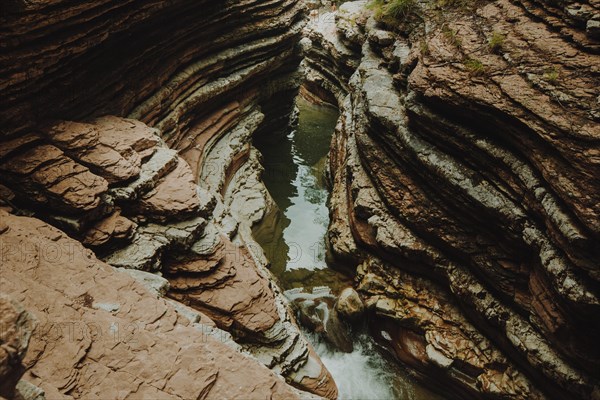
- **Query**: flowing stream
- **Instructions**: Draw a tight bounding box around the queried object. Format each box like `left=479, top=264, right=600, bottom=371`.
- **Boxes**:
left=254, top=97, right=441, bottom=400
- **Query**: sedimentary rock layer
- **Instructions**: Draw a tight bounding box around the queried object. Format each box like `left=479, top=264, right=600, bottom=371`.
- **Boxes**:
left=0, top=210, right=311, bottom=399
left=305, top=1, right=599, bottom=399
left=0, top=0, right=338, bottom=397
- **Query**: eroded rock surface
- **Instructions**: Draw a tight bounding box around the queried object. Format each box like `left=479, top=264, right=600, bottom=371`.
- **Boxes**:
left=0, top=104, right=336, bottom=400
left=305, top=1, right=600, bottom=399
left=0, top=210, right=310, bottom=399
left=0, top=295, right=35, bottom=399
left=0, top=0, right=337, bottom=397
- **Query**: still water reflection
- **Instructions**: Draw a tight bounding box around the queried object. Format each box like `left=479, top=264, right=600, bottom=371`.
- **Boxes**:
left=253, top=97, right=343, bottom=288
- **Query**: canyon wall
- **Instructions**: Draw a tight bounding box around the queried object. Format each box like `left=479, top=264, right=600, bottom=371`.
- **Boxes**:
left=305, top=1, right=599, bottom=399
left=0, top=0, right=338, bottom=398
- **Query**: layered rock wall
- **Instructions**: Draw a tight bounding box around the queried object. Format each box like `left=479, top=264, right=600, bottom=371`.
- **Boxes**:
left=1, top=0, right=338, bottom=398
left=305, top=1, right=599, bottom=399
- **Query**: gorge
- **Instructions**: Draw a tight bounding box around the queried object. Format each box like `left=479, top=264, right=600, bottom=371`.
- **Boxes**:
left=1, top=0, right=599, bottom=399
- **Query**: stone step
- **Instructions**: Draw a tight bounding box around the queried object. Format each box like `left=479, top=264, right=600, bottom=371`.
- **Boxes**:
left=140, top=216, right=207, bottom=250
left=188, top=221, right=222, bottom=257
left=110, top=148, right=179, bottom=202
left=103, top=216, right=206, bottom=271
left=102, top=231, right=169, bottom=272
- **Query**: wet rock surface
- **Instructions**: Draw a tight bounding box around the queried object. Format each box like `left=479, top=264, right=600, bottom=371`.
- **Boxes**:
left=286, top=287, right=354, bottom=353
left=305, top=1, right=600, bottom=399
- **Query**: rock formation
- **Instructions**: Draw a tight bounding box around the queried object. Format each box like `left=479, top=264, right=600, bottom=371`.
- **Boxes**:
left=0, top=0, right=338, bottom=398
left=2, top=0, right=599, bottom=398
left=335, top=287, right=365, bottom=322
left=0, top=210, right=319, bottom=399
left=304, top=1, right=599, bottom=399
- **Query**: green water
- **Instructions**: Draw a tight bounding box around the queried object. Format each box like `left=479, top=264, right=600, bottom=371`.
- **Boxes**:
left=253, top=97, right=351, bottom=292
left=253, top=97, right=444, bottom=400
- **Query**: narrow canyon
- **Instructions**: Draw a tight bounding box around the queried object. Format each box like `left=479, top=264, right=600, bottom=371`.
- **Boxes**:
left=0, top=0, right=598, bottom=399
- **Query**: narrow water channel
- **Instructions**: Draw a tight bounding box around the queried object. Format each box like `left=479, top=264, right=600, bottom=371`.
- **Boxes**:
left=254, top=97, right=441, bottom=400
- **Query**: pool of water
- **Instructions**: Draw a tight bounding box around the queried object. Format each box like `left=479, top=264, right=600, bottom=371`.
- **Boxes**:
left=254, top=97, right=336, bottom=274
left=253, top=97, right=442, bottom=400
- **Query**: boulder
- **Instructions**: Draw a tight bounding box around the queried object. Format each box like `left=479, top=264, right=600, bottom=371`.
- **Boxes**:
left=335, top=287, right=365, bottom=322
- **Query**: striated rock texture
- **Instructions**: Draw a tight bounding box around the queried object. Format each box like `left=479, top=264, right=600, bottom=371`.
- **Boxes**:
left=0, top=0, right=337, bottom=398
left=0, top=210, right=312, bottom=399
left=304, top=1, right=599, bottom=399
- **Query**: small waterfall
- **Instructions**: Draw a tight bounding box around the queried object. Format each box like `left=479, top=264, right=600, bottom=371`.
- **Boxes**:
left=306, top=331, right=421, bottom=400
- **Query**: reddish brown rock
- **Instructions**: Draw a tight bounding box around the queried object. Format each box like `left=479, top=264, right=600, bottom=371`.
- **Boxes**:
left=167, top=236, right=279, bottom=336
left=0, top=133, right=44, bottom=162
left=0, top=295, right=35, bottom=399
left=46, top=120, right=142, bottom=184
left=359, top=258, right=544, bottom=399
left=0, top=210, right=306, bottom=399
left=91, top=116, right=160, bottom=159
left=0, top=144, right=108, bottom=214
left=165, top=239, right=223, bottom=274
left=306, top=0, right=600, bottom=398
left=139, top=158, right=201, bottom=221
left=0, top=0, right=337, bottom=397
left=83, top=210, right=136, bottom=247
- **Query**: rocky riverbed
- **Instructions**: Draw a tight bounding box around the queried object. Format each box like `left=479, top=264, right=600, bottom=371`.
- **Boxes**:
left=1, top=0, right=599, bottom=399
